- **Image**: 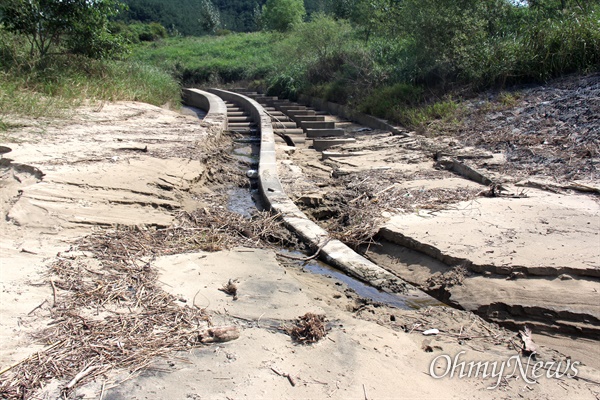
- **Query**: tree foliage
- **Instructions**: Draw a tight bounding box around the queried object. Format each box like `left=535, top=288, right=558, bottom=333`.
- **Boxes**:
left=261, top=0, right=305, bottom=32
left=0, top=0, right=127, bottom=58
left=198, top=0, right=221, bottom=34
left=118, top=0, right=267, bottom=34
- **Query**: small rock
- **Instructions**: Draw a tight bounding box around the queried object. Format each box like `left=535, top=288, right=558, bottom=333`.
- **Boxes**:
left=558, top=274, right=573, bottom=281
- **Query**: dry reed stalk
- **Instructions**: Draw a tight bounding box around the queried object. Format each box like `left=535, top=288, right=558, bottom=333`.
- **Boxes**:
left=0, top=203, right=295, bottom=398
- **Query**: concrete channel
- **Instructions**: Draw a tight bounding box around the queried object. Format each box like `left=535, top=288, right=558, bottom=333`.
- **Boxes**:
left=182, top=88, right=600, bottom=345
left=182, top=87, right=438, bottom=309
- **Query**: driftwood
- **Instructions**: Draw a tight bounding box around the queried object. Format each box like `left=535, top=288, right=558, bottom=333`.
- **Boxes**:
left=65, top=365, right=104, bottom=390
left=198, top=326, right=240, bottom=344
left=270, top=366, right=297, bottom=387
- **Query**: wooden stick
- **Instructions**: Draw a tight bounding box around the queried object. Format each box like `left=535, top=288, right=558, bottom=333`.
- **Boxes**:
left=277, top=239, right=331, bottom=261
left=50, top=279, right=58, bottom=307
left=65, top=365, right=103, bottom=389
left=374, top=183, right=398, bottom=196
left=27, top=299, right=48, bottom=315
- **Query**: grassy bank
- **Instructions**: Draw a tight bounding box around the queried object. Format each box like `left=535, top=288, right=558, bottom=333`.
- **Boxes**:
left=0, top=31, right=181, bottom=129
left=130, top=32, right=278, bottom=85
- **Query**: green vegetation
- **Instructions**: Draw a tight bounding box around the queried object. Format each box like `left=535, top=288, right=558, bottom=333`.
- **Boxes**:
left=118, top=0, right=267, bottom=34
left=0, top=1, right=189, bottom=132
left=2, top=0, right=599, bottom=133
left=260, top=0, right=306, bottom=32
left=259, top=0, right=600, bottom=128
left=130, top=33, right=278, bottom=85
left=111, top=21, right=168, bottom=44
left=0, top=52, right=179, bottom=118
left=0, top=0, right=127, bottom=59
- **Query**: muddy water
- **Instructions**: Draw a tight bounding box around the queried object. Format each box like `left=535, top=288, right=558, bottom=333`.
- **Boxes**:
left=301, top=258, right=444, bottom=310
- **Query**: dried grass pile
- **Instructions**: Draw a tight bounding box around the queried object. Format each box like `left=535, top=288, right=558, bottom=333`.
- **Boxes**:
left=314, top=169, right=480, bottom=248
left=0, top=205, right=295, bottom=398
left=285, top=313, right=327, bottom=344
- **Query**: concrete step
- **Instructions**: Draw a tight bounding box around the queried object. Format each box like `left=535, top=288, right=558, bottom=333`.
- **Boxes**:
left=271, top=121, right=298, bottom=129
left=274, top=128, right=305, bottom=135
left=271, top=100, right=293, bottom=107
left=306, top=128, right=345, bottom=138
left=227, top=111, right=247, bottom=117
left=228, top=122, right=256, bottom=129
left=311, top=138, right=356, bottom=151
left=254, top=95, right=278, bottom=101
left=288, top=109, right=315, bottom=117
left=271, top=116, right=292, bottom=122
left=275, top=136, right=307, bottom=145
left=292, top=115, right=325, bottom=122
left=279, top=105, right=307, bottom=113
left=300, top=121, right=336, bottom=130
left=229, top=116, right=253, bottom=123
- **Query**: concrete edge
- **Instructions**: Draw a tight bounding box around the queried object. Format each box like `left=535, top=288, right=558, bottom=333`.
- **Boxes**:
left=208, top=89, right=423, bottom=298
left=182, top=88, right=228, bottom=135
left=298, top=94, right=410, bottom=137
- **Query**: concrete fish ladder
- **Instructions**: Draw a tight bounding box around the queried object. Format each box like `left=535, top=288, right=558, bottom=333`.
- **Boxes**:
left=206, top=88, right=429, bottom=301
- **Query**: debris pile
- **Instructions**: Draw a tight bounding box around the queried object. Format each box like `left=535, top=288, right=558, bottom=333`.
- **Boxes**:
left=285, top=313, right=328, bottom=344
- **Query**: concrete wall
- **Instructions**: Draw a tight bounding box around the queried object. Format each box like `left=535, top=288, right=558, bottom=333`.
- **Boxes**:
left=182, top=88, right=228, bottom=134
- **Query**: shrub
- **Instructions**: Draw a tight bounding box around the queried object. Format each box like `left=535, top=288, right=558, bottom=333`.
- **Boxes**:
left=261, top=0, right=305, bottom=32
left=359, top=83, right=424, bottom=119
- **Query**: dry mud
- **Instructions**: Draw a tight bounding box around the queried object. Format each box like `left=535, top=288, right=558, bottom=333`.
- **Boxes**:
left=274, top=74, right=599, bottom=371
left=0, top=79, right=598, bottom=399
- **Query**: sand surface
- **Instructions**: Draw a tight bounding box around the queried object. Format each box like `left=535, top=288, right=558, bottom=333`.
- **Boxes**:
left=0, top=99, right=598, bottom=399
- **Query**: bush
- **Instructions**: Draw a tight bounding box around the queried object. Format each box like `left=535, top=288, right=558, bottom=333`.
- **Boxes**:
left=268, top=14, right=380, bottom=103
left=359, top=83, right=424, bottom=119
left=261, top=0, right=305, bottom=32
left=266, top=74, right=299, bottom=100
left=518, top=8, right=600, bottom=81
left=0, top=0, right=127, bottom=59
left=112, top=21, right=168, bottom=44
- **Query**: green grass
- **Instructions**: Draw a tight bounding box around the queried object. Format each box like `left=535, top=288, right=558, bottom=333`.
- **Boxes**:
left=0, top=29, right=181, bottom=132
left=0, top=51, right=181, bottom=132
left=130, top=32, right=278, bottom=85
left=400, top=100, right=460, bottom=130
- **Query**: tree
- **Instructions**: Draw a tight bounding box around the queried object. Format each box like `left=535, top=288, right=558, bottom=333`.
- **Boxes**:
left=199, top=0, right=221, bottom=34
left=261, top=0, right=305, bottom=32
left=0, top=0, right=127, bottom=58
